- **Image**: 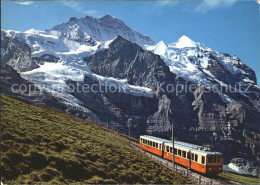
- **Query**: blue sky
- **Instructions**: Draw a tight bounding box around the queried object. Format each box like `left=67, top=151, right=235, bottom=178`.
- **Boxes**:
left=1, top=0, right=260, bottom=84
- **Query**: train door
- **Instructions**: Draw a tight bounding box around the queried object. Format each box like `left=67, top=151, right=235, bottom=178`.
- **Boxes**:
left=188, top=151, right=191, bottom=169
left=162, top=143, right=165, bottom=158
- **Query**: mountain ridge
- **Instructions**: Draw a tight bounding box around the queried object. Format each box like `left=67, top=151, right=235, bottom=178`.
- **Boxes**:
left=1, top=15, right=260, bottom=172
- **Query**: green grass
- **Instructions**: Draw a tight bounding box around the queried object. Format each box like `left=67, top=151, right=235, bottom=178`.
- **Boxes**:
left=0, top=95, right=195, bottom=184
left=217, top=171, right=259, bottom=184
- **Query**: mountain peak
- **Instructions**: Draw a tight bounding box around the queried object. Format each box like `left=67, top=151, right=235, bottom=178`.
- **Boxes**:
left=172, top=35, right=197, bottom=48
left=69, top=17, right=77, bottom=22
left=99, top=14, right=124, bottom=25
left=100, top=15, right=116, bottom=20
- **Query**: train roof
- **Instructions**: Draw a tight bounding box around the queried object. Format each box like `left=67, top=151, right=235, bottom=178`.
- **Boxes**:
left=140, top=135, right=222, bottom=156
left=140, top=135, right=170, bottom=143
left=164, top=142, right=222, bottom=155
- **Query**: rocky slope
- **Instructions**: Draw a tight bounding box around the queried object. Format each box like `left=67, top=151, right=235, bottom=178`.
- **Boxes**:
left=1, top=15, right=260, bottom=172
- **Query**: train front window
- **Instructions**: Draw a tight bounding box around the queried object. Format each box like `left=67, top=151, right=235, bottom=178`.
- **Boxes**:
left=195, top=154, right=198, bottom=162
left=202, top=156, right=205, bottom=164
left=214, top=156, right=216, bottom=163
left=218, top=156, right=221, bottom=163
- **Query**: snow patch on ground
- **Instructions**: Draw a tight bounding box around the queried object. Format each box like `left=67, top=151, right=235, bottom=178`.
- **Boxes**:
left=223, top=163, right=258, bottom=177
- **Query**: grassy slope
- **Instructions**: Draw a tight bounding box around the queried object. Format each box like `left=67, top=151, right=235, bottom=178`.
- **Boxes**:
left=217, top=172, right=259, bottom=184
left=0, top=95, right=194, bottom=184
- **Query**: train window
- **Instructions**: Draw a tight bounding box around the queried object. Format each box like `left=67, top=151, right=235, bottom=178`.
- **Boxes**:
left=187, top=152, right=190, bottom=159
left=170, top=147, right=173, bottom=153
left=202, top=156, right=205, bottom=164
left=192, top=153, right=194, bottom=160
left=208, top=156, right=212, bottom=163
left=182, top=151, right=186, bottom=158
left=195, top=154, right=198, bottom=162
left=156, top=143, right=158, bottom=148
left=174, top=148, right=177, bottom=155
left=148, top=141, right=151, bottom=146
left=153, top=142, right=155, bottom=147
left=214, top=156, right=216, bottom=163
left=159, top=144, right=161, bottom=149
left=218, top=156, right=221, bottom=163
left=166, top=146, right=169, bottom=152
left=178, top=149, right=181, bottom=156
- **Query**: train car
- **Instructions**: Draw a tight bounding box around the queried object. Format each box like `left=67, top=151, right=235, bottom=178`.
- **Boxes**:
left=139, top=135, right=169, bottom=157
left=139, top=135, right=223, bottom=174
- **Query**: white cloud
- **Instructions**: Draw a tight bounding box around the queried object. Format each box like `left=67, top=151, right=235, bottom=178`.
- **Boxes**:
left=61, top=1, right=101, bottom=17
left=15, top=1, right=34, bottom=6
left=156, top=1, right=179, bottom=7
left=195, top=0, right=237, bottom=13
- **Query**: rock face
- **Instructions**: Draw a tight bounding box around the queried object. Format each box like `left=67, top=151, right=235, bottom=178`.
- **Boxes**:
left=1, top=36, right=37, bottom=72
left=84, top=37, right=260, bottom=164
left=1, top=15, right=260, bottom=170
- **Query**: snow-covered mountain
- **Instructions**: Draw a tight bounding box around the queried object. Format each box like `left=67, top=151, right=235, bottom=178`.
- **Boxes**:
left=147, top=35, right=256, bottom=88
left=1, top=15, right=256, bottom=94
left=1, top=15, right=260, bottom=172
left=1, top=15, right=157, bottom=104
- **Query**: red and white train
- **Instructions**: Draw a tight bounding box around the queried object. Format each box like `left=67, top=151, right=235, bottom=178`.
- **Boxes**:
left=139, top=135, right=223, bottom=174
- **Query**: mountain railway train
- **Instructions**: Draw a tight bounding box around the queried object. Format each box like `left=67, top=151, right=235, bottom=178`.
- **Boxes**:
left=139, top=135, right=223, bottom=174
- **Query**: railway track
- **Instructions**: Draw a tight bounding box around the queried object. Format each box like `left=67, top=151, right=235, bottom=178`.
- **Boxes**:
left=107, top=131, right=231, bottom=185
